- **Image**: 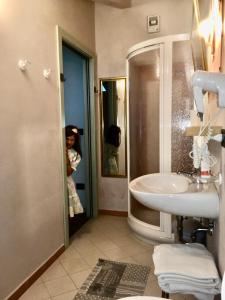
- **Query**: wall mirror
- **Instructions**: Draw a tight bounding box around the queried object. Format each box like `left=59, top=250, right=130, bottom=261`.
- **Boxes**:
left=192, top=0, right=223, bottom=71
left=100, top=77, right=127, bottom=177
left=191, top=0, right=209, bottom=70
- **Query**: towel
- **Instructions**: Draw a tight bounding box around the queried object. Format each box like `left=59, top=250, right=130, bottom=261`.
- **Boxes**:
left=153, top=243, right=220, bottom=280
left=157, top=272, right=220, bottom=285
left=158, top=277, right=221, bottom=294
left=192, top=292, right=215, bottom=300
left=158, top=279, right=217, bottom=300
left=153, top=243, right=221, bottom=299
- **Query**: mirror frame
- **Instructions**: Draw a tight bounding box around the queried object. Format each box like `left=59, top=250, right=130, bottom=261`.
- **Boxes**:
left=99, top=77, right=127, bottom=178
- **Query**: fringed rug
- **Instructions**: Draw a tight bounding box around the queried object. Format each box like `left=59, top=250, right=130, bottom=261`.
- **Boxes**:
left=74, top=258, right=150, bottom=300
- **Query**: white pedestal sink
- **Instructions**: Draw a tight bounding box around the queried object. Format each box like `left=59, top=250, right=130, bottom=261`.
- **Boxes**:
left=129, top=173, right=219, bottom=219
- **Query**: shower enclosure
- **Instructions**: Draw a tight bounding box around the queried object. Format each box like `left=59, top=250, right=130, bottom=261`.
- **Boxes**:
left=127, top=34, right=194, bottom=243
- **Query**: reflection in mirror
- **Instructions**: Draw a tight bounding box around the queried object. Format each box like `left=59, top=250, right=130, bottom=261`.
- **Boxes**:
left=100, top=77, right=127, bottom=177
left=192, top=0, right=223, bottom=71
left=191, top=0, right=208, bottom=70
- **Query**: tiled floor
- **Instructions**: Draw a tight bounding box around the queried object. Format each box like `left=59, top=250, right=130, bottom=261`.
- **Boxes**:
left=19, top=215, right=196, bottom=300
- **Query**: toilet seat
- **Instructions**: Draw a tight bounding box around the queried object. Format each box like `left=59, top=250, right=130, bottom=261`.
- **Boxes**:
left=119, top=296, right=170, bottom=300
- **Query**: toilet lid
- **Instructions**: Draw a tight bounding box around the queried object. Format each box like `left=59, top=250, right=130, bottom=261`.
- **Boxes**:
left=119, top=297, right=170, bottom=300
left=222, top=272, right=225, bottom=300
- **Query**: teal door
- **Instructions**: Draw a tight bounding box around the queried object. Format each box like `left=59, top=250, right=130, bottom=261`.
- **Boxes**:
left=63, top=43, right=92, bottom=235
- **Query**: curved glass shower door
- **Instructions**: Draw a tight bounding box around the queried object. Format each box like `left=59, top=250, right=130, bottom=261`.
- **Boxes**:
left=127, top=34, right=190, bottom=243
left=128, top=45, right=160, bottom=227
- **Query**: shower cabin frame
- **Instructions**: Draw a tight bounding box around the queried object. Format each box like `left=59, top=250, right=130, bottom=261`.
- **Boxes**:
left=127, top=34, right=190, bottom=243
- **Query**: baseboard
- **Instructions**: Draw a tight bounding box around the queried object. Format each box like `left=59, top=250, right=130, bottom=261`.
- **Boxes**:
left=99, top=209, right=128, bottom=217
left=6, top=245, right=65, bottom=300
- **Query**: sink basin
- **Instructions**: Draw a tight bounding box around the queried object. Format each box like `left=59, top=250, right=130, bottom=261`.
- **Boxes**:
left=129, top=173, right=219, bottom=218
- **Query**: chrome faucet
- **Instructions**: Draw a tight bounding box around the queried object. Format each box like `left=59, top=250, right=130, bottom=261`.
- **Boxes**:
left=177, top=170, right=222, bottom=185
left=202, top=173, right=222, bottom=184
left=176, top=170, right=200, bottom=183
left=176, top=170, right=195, bottom=177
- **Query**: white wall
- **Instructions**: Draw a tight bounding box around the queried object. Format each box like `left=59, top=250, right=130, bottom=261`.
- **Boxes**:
left=95, top=0, right=193, bottom=211
left=207, top=100, right=225, bottom=275
left=208, top=6, right=225, bottom=273
left=0, top=0, right=95, bottom=298
left=217, top=4, right=225, bottom=273
left=196, top=2, right=225, bottom=276
left=218, top=139, right=225, bottom=275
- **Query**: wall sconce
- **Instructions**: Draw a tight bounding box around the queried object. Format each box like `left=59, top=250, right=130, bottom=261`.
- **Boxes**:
left=43, top=68, right=51, bottom=79
left=198, top=19, right=213, bottom=43
left=18, top=59, right=31, bottom=71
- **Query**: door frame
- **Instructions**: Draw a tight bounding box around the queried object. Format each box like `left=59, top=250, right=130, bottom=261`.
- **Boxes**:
left=56, top=25, right=98, bottom=247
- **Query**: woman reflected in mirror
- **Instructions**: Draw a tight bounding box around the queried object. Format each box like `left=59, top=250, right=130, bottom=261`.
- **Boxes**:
left=104, top=125, right=121, bottom=175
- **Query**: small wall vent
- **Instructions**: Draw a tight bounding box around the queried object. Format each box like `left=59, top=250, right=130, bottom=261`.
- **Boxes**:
left=147, top=15, right=160, bottom=33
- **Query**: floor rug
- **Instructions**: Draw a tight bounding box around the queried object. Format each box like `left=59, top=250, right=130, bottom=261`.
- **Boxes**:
left=74, top=258, right=150, bottom=300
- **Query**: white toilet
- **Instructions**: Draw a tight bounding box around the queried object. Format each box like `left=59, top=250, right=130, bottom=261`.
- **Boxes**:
left=119, top=296, right=170, bottom=300
left=222, top=272, right=225, bottom=300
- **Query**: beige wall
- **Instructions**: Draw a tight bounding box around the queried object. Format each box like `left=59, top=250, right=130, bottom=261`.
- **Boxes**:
left=217, top=3, right=225, bottom=274
left=95, top=0, right=193, bottom=211
left=95, top=0, right=193, bottom=77
left=204, top=97, right=225, bottom=275
left=218, top=133, right=225, bottom=275
left=198, top=2, right=225, bottom=277
left=211, top=2, right=225, bottom=275
left=0, top=0, right=95, bottom=299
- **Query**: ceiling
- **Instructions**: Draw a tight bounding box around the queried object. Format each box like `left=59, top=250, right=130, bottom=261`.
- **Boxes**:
left=91, top=0, right=150, bottom=9
left=91, top=0, right=132, bottom=8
